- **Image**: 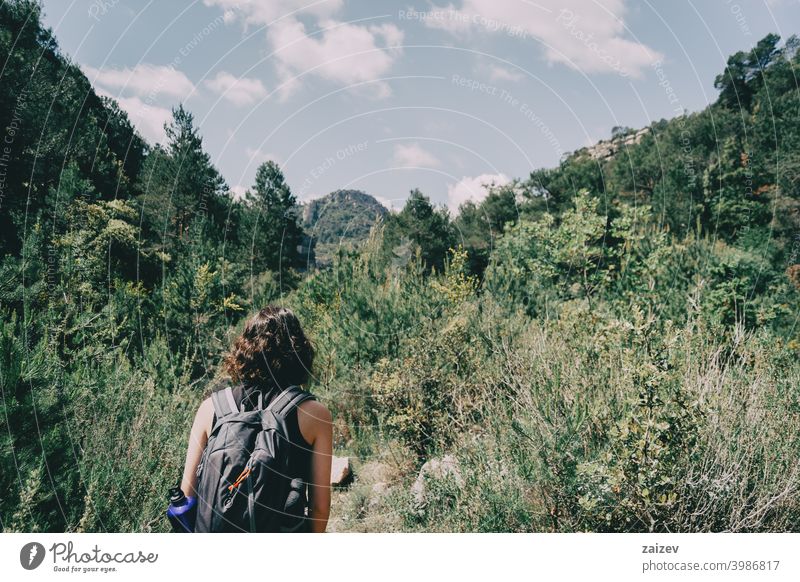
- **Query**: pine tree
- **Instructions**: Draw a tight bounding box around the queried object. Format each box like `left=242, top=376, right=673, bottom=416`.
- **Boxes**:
left=243, top=161, right=304, bottom=273
left=383, top=189, right=455, bottom=273
left=138, top=105, right=228, bottom=252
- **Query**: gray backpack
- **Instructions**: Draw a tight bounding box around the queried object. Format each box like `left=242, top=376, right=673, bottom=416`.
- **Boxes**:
left=193, top=384, right=315, bottom=532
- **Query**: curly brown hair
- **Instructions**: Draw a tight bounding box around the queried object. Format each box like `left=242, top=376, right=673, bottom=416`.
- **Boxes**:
left=223, top=306, right=314, bottom=389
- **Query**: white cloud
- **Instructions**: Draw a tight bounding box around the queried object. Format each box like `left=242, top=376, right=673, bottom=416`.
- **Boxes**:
left=205, top=71, right=268, bottom=106
left=392, top=143, right=441, bottom=168
left=374, top=195, right=401, bottom=211
left=419, top=4, right=474, bottom=35
left=446, top=173, right=510, bottom=214
left=370, top=22, right=405, bottom=48
left=487, top=64, right=523, bottom=82
left=424, top=0, right=661, bottom=77
left=205, top=0, right=403, bottom=98
left=83, top=64, right=194, bottom=99
left=96, top=89, right=172, bottom=144
left=269, top=18, right=403, bottom=99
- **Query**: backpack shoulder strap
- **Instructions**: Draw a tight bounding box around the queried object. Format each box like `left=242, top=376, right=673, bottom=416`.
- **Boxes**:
left=210, top=386, right=238, bottom=418
left=267, top=385, right=316, bottom=419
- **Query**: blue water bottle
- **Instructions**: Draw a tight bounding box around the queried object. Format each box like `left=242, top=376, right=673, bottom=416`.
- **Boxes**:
left=167, top=484, right=197, bottom=532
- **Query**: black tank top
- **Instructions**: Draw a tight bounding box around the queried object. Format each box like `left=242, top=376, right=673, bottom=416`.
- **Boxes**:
left=211, top=382, right=314, bottom=532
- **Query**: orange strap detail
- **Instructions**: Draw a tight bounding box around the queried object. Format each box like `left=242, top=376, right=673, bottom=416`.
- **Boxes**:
left=227, top=466, right=252, bottom=492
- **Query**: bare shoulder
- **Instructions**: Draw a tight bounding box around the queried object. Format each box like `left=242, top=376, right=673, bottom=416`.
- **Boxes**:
left=198, top=396, right=214, bottom=416
left=297, top=399, right=332, bottom=445
left=196, top=396, right=214, bottom=433
left=297, top=399, right=332, bottom=423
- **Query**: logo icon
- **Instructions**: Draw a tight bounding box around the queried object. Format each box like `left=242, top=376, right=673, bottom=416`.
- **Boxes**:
left=20, top=542, right=46, bottom=570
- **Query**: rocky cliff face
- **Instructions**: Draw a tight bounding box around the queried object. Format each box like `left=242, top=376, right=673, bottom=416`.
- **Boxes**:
left=579, top=127, right=650, bottom=161
left=302, top=189, right=387, bottom=230
left=302, top=189, right=388, bottom=266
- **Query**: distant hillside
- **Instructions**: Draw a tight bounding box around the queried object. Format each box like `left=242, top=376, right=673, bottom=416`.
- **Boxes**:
left=303, top=189, right=388, bottom=265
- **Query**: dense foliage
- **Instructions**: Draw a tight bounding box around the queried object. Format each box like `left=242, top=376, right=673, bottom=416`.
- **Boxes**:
left=1, top=1, right=799, bottom=532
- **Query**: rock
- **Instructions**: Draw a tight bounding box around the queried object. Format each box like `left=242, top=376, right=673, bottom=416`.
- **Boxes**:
left=411, top=454, right=463, bottom=511
left=358, top=461, right=394, bottom=485
left=585, top=127, right=649, bottom=161
left=588, top=141, right=616, bottom=160
left=368, top=482, right=389, bottom=511
left=350, top=461, right=394, bottom=510
left=330, top=456, right=352, bottom=486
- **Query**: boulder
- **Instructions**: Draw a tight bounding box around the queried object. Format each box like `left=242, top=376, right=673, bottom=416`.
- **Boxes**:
left=358, top=461, right=394, bottom=485
left=411, top=454, right=463, bottom=511
left=330, top=456, right=352, bottom=486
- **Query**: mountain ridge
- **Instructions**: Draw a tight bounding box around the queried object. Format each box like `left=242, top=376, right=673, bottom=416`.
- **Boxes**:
left=302, top=189, right=388, bottom=265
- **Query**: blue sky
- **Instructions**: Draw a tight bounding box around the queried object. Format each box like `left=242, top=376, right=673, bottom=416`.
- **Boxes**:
left=41, top=0, right=800, bottom=212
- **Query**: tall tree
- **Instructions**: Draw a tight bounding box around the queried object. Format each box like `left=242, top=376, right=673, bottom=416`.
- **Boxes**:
left=453, top=184, right=520, bottom=276
left=714, top=33, right=781, bottom=110
left=384, top=189, right=455, bottom=273
left=138, top=105, right=228, bottom=252
left=242, top=161, right=304, bottom=273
